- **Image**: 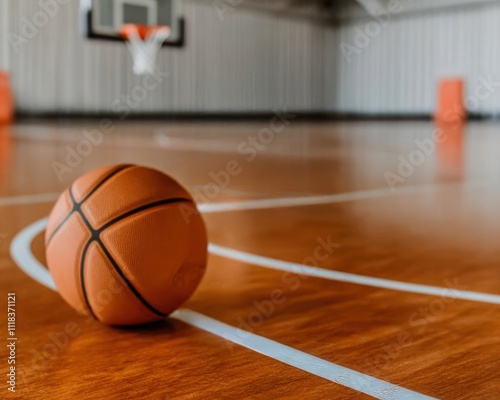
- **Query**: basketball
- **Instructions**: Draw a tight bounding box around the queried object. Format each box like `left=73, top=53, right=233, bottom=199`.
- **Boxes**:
left=44, top=164, right=207, bottom=326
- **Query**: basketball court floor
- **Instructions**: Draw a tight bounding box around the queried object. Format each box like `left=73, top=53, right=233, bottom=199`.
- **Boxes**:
left=2, top=118, right=500, bottom=399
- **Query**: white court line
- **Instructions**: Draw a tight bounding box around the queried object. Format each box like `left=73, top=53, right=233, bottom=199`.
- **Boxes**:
left=10, top=218, right=436, bottom=400
left=0, top=186, right=413, bottom=213
left=0, top=180, right=485, bottom=212
left=0, top=193, right=59, bottom=208
left=0, top=186, right=406, bottom=212
left=198, top=181, right=472, bottom=214
left=172, top=310, right=436, bottom=400
left=10, top=218, right=56, bottom=291
left=209, top=244, right=500, bottom=305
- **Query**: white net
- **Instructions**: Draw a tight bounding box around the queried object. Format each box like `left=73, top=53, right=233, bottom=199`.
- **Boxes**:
left=122, top=25, right=171, bottom=75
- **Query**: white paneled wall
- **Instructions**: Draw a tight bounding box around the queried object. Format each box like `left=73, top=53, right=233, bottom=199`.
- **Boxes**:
left=331, top=2, right=500, bottom=115
left=2, top=0, right=500, bottom=115
left=1, top=0, right=332, bottom=114
left=0, top=0, right=10, bottom=71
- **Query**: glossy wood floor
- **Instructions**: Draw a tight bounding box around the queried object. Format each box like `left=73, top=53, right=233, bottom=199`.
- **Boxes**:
left=1, top=119, right=500, bottom=399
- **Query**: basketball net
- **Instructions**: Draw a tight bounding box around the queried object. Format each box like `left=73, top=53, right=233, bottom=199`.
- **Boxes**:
left=120, top=24, right=171, bottom=76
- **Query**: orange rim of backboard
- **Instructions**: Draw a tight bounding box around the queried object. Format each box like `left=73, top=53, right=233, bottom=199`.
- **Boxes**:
left=119, top=24, right=171, bottom=41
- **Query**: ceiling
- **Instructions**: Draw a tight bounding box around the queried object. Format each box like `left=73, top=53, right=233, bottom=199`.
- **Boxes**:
left=227, top=0, right=345, bottom=21
left=221, top=0, right=497, bottom=21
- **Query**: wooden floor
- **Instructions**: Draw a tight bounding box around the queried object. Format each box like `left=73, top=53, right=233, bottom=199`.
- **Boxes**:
left=2, top=119, right=500, bottom=399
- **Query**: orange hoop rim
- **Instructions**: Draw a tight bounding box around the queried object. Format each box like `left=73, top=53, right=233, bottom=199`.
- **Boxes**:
left=119, top=24, right=171, bottom=41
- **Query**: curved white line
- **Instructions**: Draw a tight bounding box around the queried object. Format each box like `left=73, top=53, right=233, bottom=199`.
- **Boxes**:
left=198, top=181, right=471, bottom=214
left=0, top=187, right=412, bottom=215
left=11, top=218, right=435, bottom=400
left=0, top=186, right=416, bottom=213
left=0, top=179, right=478, bottom=213
left=209, top=245, right=500, bottom=305
left=10, top=218, right=56, bottom=291
left=17, top=217, right=500, bottom=306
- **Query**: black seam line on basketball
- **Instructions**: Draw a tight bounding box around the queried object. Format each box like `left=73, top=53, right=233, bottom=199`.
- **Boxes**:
left=73, top=196, right=180, bottom=317
left=46, top=165, right=133, bottom=246
left=79, top=239, right=98, bottom=321
left=68, top=187, right=98, bottom=321
left=80, top=164, right=134, bottom=204
left=95, top=241, right=166, bottom=317
left=45, top=190, right=74, bottom=247
left=97, top=198, right=191, bottom=233
left=91, top=198, right=191, bottom=316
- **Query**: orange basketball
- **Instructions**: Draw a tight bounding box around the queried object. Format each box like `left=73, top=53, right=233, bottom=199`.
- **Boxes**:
left=45, top=164, right=207, bottom=326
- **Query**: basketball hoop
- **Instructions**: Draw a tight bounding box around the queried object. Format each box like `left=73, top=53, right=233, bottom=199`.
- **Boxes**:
left=120, top=24, right=171, bottom=76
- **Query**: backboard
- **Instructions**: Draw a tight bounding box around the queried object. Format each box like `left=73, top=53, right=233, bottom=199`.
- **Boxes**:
left=80, top=0, right=184, bottom=46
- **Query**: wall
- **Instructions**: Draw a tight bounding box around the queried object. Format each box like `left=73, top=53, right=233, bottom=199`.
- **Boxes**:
left=1, top=0, right=333, bottom=114
left=0, top=0, right=10, bottom=71
left=330, top=1, right=500, bottom=115
left=3, top=0, right=498, bottom=116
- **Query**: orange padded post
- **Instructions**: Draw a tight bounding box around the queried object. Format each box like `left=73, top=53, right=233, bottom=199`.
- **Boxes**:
left=436, top=78, right=465, bottom=123
left=0, top=72, right=14, bottom=124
